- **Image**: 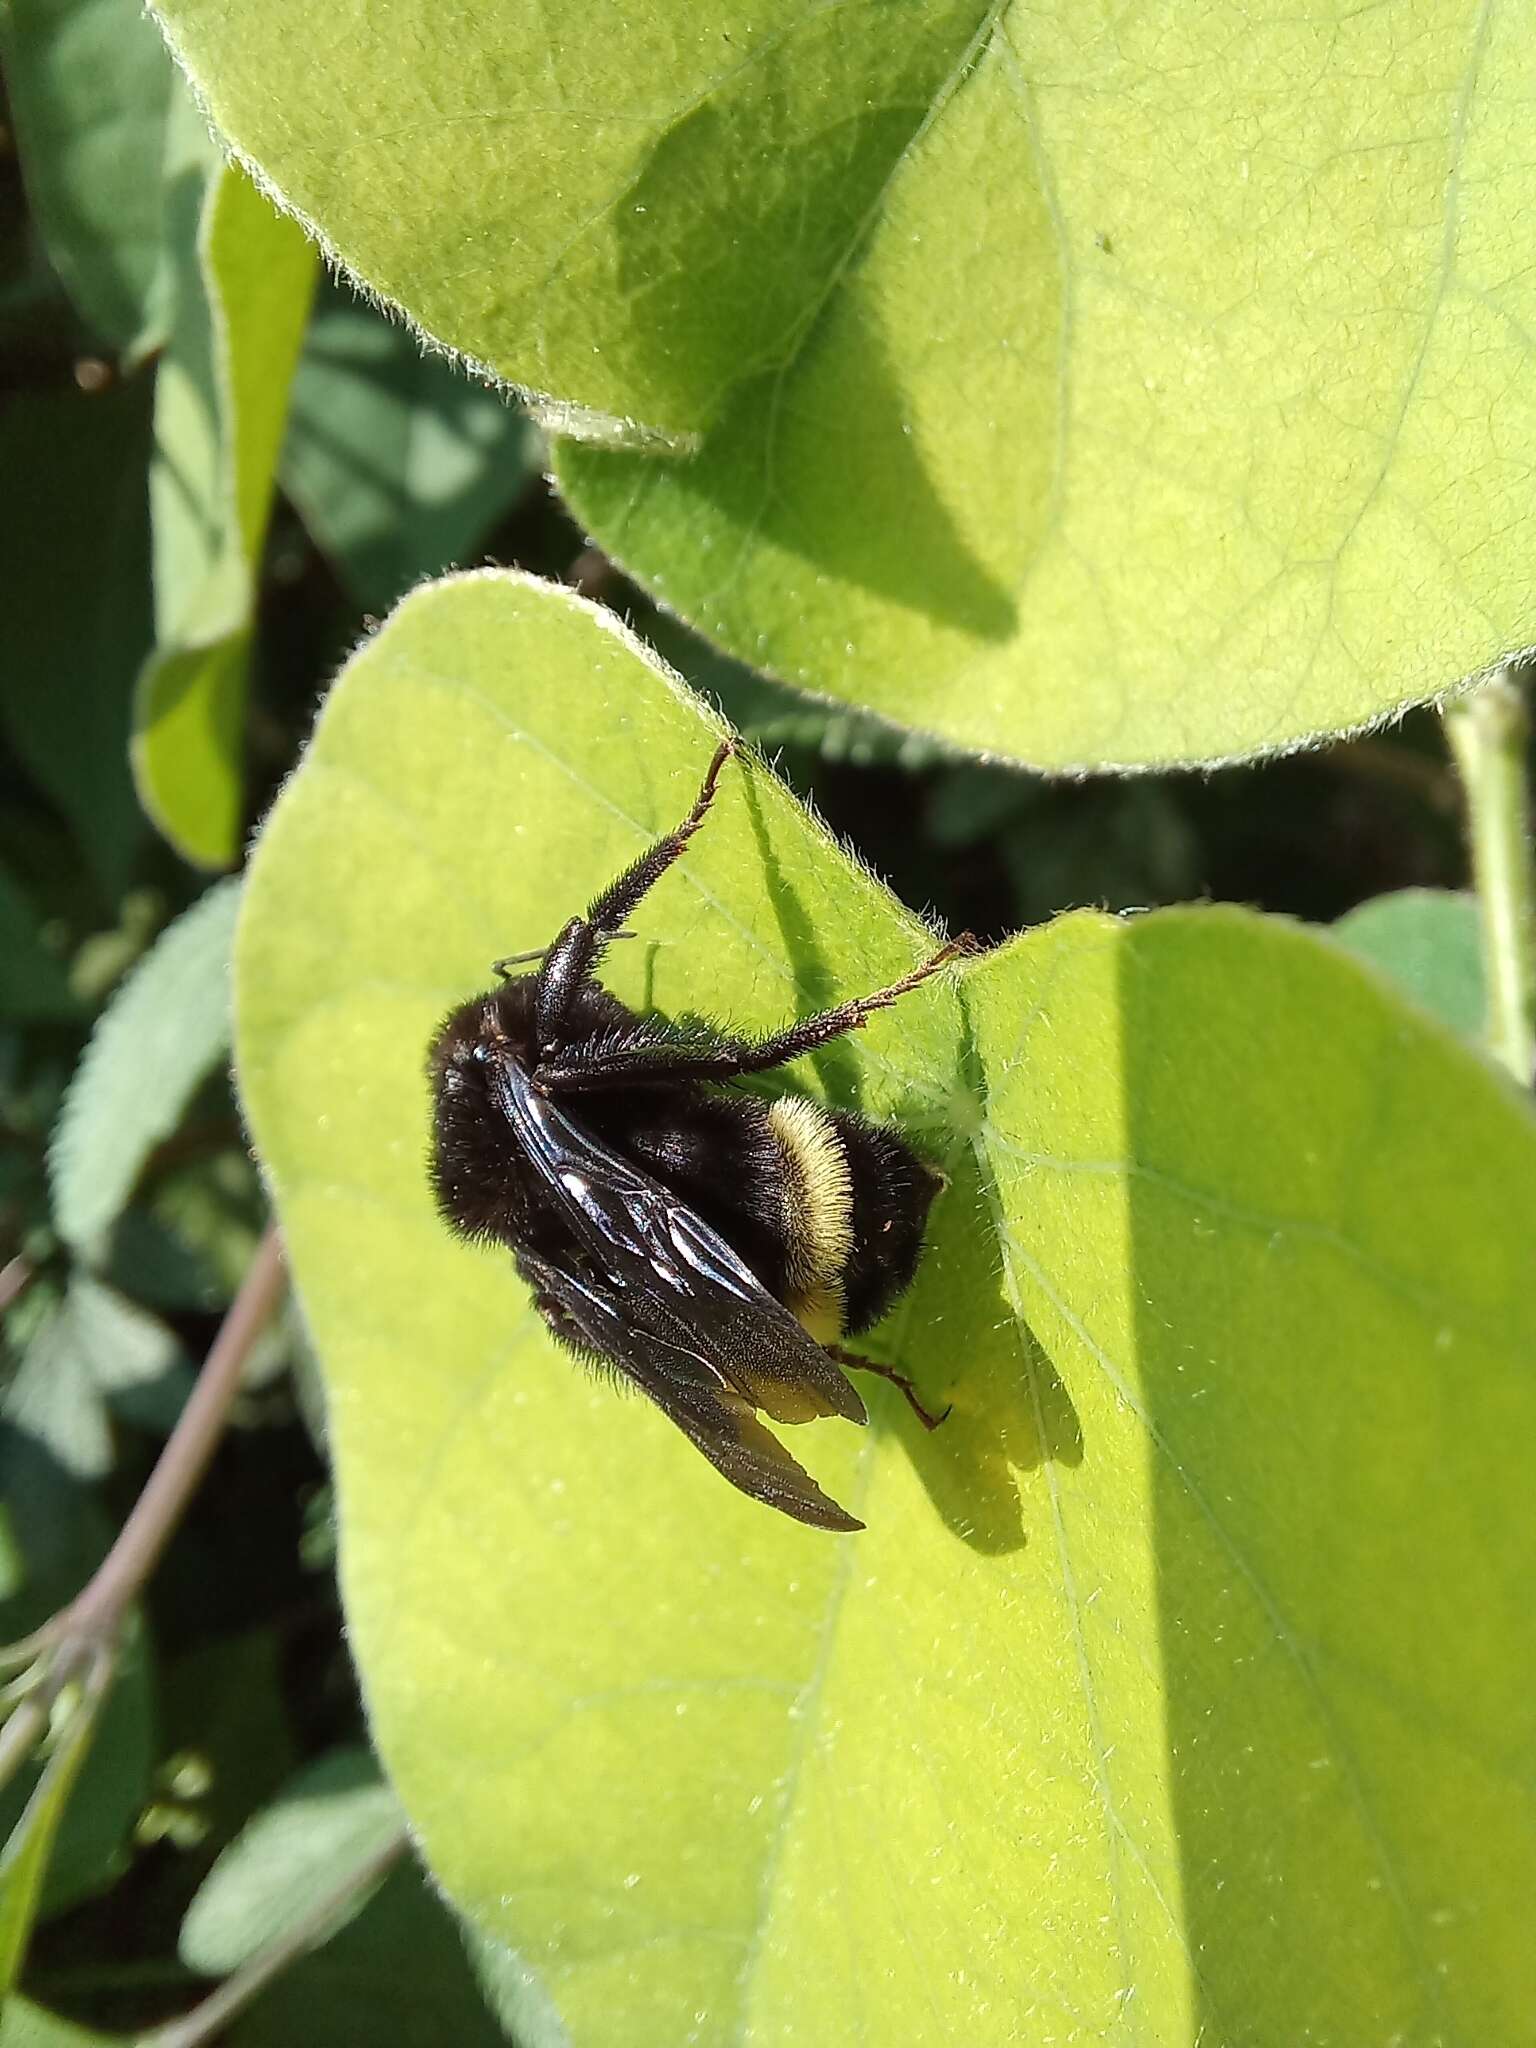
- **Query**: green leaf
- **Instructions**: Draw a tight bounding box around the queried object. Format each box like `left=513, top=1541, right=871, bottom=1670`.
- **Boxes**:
left=103, top=1147, right=265, bottom=1316
left=235, top=572, right=1536, bottom=2045
left=0, top=385, right=153, bottom=902
left=58, top=1276, right=193, bottom=1439
left=134, top=159, right=316, bottom=869
left=50, top=878, right=242, bottom=1255
left=1333, top=888, right=1486, bottom=1043
left=282, top=287, right=540, bottom=617
left=179, top=1747, right=402, bottom=1975
left=0, top=0, right=180, bottom=354
left=4, top=1294, right=113, bottom=1483
left=0, top=1677, right=105, bottom=1992
left=0, top=1996, right=116, bottom=2048
left=154, top=1, right=1536, bottom=766
left=224, top=1866, right=516, bottom=2048
left=179, top=1743, right=514, bottom=2048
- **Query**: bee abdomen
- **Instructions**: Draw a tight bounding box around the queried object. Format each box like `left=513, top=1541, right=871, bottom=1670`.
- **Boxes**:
left=826, top=1111, right=942, bottom=1335
left=765, top=1097, right=940, bottom=1340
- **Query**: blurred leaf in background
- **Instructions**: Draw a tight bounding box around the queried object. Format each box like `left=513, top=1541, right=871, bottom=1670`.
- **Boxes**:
left=1333, top=887, right=1485, bottom=1043
left=133, top=154, right=315, bottom=870
left=282, top=283, right=541, bottom=618
left=0, top=0, right=181, bottom=358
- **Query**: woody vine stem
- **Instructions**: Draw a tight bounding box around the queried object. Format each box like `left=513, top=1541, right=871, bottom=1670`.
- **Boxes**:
left=0, top=1227, right=287, bottom=1791
left=1443, top=666, right=1536, bottom=1086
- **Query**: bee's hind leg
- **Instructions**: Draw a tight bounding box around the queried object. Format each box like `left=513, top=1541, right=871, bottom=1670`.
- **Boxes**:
left=825, top=1345, right=950, bottom=1431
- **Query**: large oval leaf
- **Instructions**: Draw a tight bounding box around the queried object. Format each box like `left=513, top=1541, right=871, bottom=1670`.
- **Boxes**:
left=155, top=1, right=1536, bottom=765
left=236, top=573, right=1536, bottom=2044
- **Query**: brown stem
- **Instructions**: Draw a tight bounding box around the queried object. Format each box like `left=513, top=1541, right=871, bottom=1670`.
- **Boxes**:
left=2, top=1227, right=286, bottom=1683
left=0, top=1254, right=35, bottom=1315
left=65, top=1227, right=286, bottom=1648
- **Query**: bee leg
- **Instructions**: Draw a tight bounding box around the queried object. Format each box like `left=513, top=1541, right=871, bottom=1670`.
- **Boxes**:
left=534, top=738, right=738, bottom=1047
left=825, top=1346, right=950, bottom=1431
left=720, top=936, right=976, bottom=1075
left=584, top=739, right=737, bottom=938
left=539, top=934, right=975, bottom=1090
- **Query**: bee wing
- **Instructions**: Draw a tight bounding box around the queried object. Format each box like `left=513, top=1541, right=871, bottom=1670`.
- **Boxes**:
left=516, top=1243, right=864, bottom=1533
left=492, top=1060, right=867, bottom=1524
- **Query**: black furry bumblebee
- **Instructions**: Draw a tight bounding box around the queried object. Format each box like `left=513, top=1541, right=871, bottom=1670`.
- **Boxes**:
left=427, top=740, right=964, bottom=1532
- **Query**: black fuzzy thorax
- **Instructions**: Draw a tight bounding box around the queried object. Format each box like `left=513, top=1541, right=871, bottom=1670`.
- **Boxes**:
left=428, top=978, right=939, bottom=1334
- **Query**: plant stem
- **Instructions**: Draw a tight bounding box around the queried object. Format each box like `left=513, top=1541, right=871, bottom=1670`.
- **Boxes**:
left=0, top=1227, right=286, bottom=1740
left=59, top=1226, right=286, bottom=1650
left=0, top=1255, right=34, bottom=1314
left=1443, top=669, right=1536, bottom=1084
left=133, top=1825, right=410, bottom=2048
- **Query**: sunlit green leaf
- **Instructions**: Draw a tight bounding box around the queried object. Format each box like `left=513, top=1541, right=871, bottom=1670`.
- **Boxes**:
left=133, top=160, right=316, bottom=868
left=1333, top=888, right=1485, bottom=1044
left=235, top=572, right=1536, bottom=2045
left=155, top=0, right=1536, bottom=765
left=0, top=0, right=181, bottom=355
left=282, top=288, right=539, bottom=616
left=50, top=878, right=241, bottom=1254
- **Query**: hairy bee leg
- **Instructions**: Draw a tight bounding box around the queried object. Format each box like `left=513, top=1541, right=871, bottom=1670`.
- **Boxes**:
left=718, top=937, right=976, bottom=1074
left=584, top=740, right=737, bottom=937
left=534, top=738, right=738, bottom=1047
left=538, top=936, right=975, bottom=1090
left=825, top=1346, right=950, bottom=1431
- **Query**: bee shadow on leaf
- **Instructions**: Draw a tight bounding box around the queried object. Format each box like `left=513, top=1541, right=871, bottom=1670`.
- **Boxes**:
left=883, top=1127, right=1083, bottom=1556
left=740, top=780, right=1081, bottom=1553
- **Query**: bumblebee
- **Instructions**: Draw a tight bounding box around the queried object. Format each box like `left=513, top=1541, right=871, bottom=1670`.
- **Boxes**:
left=428, top=739, right=964, bottom=1531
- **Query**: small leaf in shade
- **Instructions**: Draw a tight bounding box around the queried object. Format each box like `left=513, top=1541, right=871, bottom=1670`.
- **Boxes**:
left=102, top=1145, right=264, bottom=1317
left=179, top=1747, right=513, bottom=2048
left=179, top=1747, right=402, bottom=1976
left=0, top=0, right=179, bottom=355
left=134, top=159, right=316, bottom=869
left=234, top=572, right=1536, bottom=2046
left=3, top=1295, right=111, bottom=1483
left=1332, top=887, right=1486, bottom=1043
left=60, top=1274, right=194, bottom=1435
left=226, top=1863, right=520, bottom=2048
left=282, top=287, right=539, bottom=617
left=0, top=385, right=153, bottom=903
left=50, top=878, right=242, bottom=1255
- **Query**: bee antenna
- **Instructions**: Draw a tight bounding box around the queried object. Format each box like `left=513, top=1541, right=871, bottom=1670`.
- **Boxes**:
left=493, top=930, right=637, bottom=979
left=492, top=947, right=546, bottom=977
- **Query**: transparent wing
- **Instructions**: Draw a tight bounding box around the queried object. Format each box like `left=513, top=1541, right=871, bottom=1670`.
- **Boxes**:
left=491, top=1059, right=865, bottom=1530
left=515, top=1244, right=863, bottom=1532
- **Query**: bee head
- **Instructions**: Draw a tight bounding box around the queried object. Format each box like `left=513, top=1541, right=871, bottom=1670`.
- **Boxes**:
left=426, top=980, right=541, bottom=1242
